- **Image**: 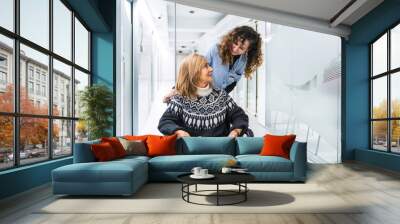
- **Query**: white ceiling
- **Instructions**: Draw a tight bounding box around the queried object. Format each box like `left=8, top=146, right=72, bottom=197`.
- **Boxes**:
left=174, top=0, right=384, bottom=37
left=156, top=0, right=384, bottom=53
left=224, top=0, right=353, bottom=24
left=167, top=3, right=225, bottom=54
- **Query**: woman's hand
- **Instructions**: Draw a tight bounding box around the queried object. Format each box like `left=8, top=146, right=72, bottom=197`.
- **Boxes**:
left=175, top=130, right=191, bottom=138
left=163, top=89, right=178, bottom=103
left=228, top=129, right=242, bottom=138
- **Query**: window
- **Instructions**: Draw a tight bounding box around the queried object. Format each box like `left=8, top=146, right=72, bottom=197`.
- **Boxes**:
left=36, top=84, right=40, bottom=95
left=74, top=69, right=89, bottom=118
left=0, top=55, right=7, bottom=67
left=29, top=67, right=34, bottom=80
left=371, top=23, right=400, bottom=153
left=42, top=85, right=46, bottom=97
left=0, top=1, right=91, bottom=170
left=20, top=0, right=49, bottom=49
left=0, top=116, right=13, bottom=170
left=28, top=81, right=34, bottom=94
left=0, top=71, right=6, bottom=85
left=53, top=59, right=72, bottom=117
left=53, top=0, right=72, bottom=60
left=53, top=119, right=72, bottom=158
left=0, top=35, right=13, bottom=113
left=74, top=18, right=89, bottom=70
left=0, top=0, right=14, bottom=31
left=35, top=70, right=41, bottom=81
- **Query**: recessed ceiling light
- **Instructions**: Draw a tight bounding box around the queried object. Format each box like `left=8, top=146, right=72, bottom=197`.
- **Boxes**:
left=181, top=45, right=186, bottom=48
left=189, top=10, right=195, bottom=14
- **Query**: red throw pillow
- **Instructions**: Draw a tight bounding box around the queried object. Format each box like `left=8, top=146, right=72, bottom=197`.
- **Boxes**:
left=101, top=137, right=127, bottom=158
left=146, top=135, right=177, bottom=157
left=259, top=134, right=296, bottom=159
left=91, top=142, right=118, bottom=161
left=123, top=135, right=150, bottom=142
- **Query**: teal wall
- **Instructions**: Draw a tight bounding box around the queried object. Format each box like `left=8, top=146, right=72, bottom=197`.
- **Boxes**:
left=0, top=0, right=116, bottom=200
left=0, top=158, right=72, bottom=199
left=92, top=33, right=114, bottom=87
left=344, top=0, right=400, bottom=171
left=91, top=32, right=115, bottom=135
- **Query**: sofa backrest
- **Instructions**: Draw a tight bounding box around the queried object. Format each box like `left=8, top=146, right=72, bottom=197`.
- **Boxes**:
left=73, top=139, right=100, bottom=163
left=177, top=137, right=236, bottom=155
left=236, top=137, right=263, bottom=155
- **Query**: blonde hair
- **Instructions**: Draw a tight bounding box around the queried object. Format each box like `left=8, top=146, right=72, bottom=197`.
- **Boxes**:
left=176, top=54, right=209, bottom=99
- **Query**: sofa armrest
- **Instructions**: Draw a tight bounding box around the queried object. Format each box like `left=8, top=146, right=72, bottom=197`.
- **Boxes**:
left=289, top=141, right=307, bottom=181
left=73, top=140, right=100, bottom=163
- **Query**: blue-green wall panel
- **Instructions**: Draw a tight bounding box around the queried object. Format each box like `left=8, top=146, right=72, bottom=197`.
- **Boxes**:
left=92, top=32, right=113, bottom=87
left=355, top=149, right=400, bottom=172
left=344, top=44, right=369, bottom=160
left=0, top=158, right=72, bottom=199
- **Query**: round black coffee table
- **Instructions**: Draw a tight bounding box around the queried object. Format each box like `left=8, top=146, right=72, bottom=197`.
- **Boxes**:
left=177, top=173, right=255, bottom=206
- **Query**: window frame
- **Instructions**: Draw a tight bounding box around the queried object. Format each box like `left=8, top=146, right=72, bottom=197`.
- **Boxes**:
left=0, top=0, right=92, bottom=171
left=370, top=20, right=400, bottom=154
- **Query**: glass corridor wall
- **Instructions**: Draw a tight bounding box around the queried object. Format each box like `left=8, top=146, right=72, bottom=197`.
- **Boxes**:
left=129, top=0, right=342, bottom=163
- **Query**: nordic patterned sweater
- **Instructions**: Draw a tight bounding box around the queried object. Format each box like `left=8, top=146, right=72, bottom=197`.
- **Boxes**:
left=158, top=88, right=249, bottom=137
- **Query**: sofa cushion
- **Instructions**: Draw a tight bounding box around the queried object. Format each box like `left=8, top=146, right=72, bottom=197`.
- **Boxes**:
left=236, top=155, right=293, bottom=172
left=236, top=137, right=263, bottom=155
left=149, top=154, right=235, bottom=172
left=177, top=137, right=235, bottom=155
left=147, top=135, right=177, bottom=157
left=53, top=158, right=147, bottom=183
left=91, top=142, right=118, bottom=161
left=118, top=138, right=147, bottom=156
left=260, top=134, right=296, bottom=159
left=101, top=137, right=127, bottom=158
left=74, top=140, right=100, bottom=163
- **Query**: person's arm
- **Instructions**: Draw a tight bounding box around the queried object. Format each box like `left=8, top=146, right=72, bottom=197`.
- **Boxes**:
left=225, top=95, right=249, bottom=136
left=226, top=56, right=247, bottom=87
left=158, top=101, right=190, bottom=137
left=204, top=44, right=216, bottom=65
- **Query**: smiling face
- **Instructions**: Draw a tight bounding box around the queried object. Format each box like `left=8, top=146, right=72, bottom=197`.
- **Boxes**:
left=197, top=61, right=213, bottom=86
left=230, top=39, right=250, bottom=56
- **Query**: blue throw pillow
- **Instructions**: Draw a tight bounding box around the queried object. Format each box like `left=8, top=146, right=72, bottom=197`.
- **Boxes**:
left=236, top=137, right=263, bottom=155
left=177, top=137, right=235, bottom=155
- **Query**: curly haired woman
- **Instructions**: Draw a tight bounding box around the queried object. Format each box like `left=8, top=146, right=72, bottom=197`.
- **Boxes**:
left=163, top=25, right=263, bottom=102
left=205, top=25, right=263, bottom=93
left=158, top=54, right=249, bottom=138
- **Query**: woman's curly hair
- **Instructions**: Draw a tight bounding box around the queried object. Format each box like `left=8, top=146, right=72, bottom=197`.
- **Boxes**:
left=218, top=25, right=263, bottom=78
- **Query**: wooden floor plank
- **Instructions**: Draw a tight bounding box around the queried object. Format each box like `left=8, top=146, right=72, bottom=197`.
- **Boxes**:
left=1, top=163, right=400, bottom=224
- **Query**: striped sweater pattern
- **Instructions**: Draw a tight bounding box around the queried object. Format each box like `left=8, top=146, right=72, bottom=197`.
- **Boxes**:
left=167, top=89, right=236, bottom=130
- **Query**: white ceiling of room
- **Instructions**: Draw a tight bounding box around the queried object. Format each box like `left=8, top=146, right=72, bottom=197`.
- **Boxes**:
left=149, top=0, right=384, bottom=54
left=173, top=0, right=384, bottom=37
left=167, top=3, right=225, bottom=54
left=224, top=0, right=353, bottom=23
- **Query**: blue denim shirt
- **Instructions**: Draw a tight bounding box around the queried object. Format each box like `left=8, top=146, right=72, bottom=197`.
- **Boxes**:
left=204, top=43, right=247, bottom=89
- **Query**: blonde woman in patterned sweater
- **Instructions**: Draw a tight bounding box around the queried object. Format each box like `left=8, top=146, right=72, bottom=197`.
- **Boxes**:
left=158, top=54, right=249, bottom=138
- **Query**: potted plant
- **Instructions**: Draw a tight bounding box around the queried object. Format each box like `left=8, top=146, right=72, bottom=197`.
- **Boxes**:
left=79, top=84, right=113, bottom=140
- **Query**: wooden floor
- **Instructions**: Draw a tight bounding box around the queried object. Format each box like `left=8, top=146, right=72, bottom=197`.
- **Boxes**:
left=1, top=162, right=400, bottom=224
